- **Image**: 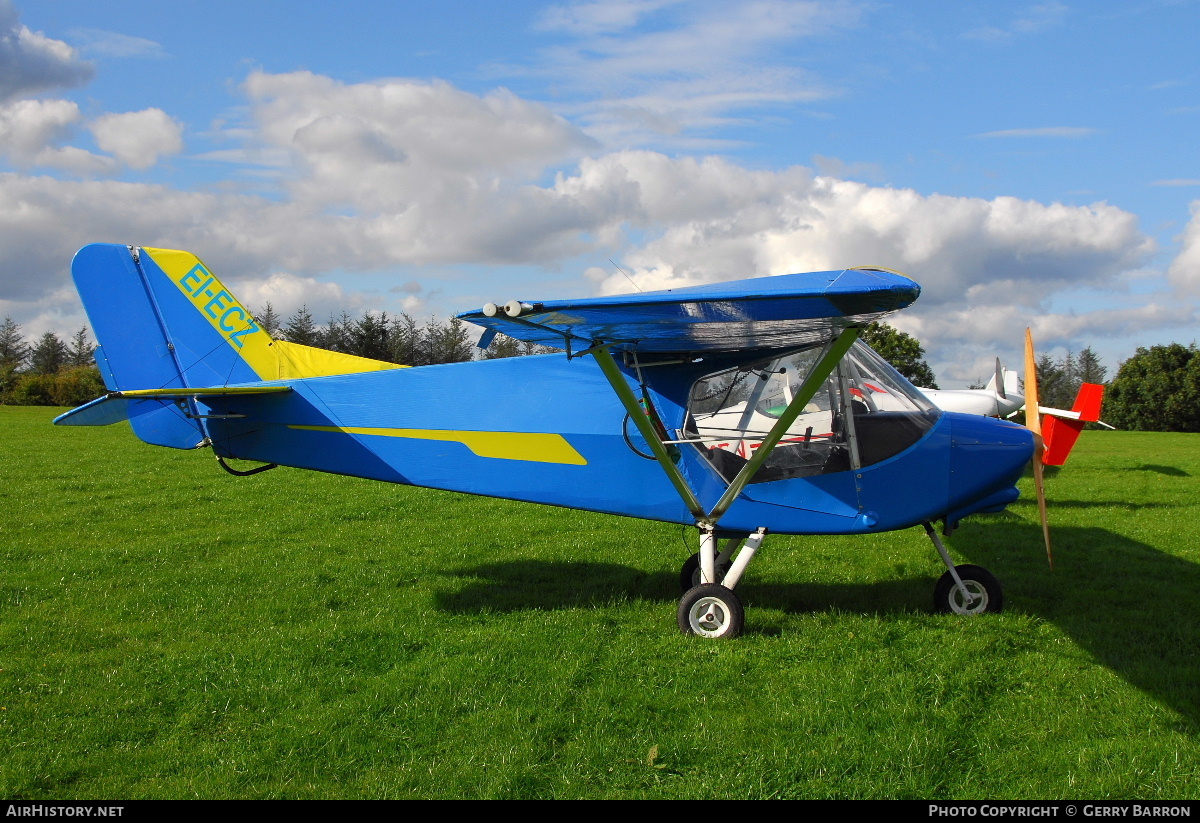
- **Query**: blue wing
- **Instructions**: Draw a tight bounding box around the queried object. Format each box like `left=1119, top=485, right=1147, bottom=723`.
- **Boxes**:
left=457, top=268, right=920, bottom=354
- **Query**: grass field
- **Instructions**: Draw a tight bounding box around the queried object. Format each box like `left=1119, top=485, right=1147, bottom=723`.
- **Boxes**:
left=2, top=405, right=1199, bottom=799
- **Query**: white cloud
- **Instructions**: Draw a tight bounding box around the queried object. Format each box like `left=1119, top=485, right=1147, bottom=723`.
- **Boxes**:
left=30, top=144, right=117, bottom=175
left=238, top=71, right=599, bottom=263
left=224, top=271, right=363, bottom=323
left=811, top=154, right=885, bottom=183
left=246, top=72, right=593, bottom=186
left=1168, top=200, right=1200, bottom=295
left=0, top=97, right=79, bottom=160
left=89, top=108, right=184, bottom=169
left=554, top=152, right=1151, bottom=302
left=67, top=29, right=167, bottom=59
left=0, top=97, right=116, bottom=172
left=517, top=0, right=861, bottom=146
left=1012, top=2, right=1069, bottom=34
left=963, top=2, right=1068, bottom=42
left=0, top=71, right=1174, bottom=389
left=548, top=151, right=1158, bottom=380
left=0, top=0, right=93, bottom=102
left=905, top=301, right=1198, bottom=385
left=536, top=0, right=685, bottom=35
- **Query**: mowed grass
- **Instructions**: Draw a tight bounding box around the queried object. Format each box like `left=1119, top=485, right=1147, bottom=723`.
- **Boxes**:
left=1, top=406, right=1199, bottom=799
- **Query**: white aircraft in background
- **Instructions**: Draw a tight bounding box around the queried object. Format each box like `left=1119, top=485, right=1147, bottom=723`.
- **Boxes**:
left=920, top=359, right=1023, bottom=418
left=919, top=356, right=1113, bottom=439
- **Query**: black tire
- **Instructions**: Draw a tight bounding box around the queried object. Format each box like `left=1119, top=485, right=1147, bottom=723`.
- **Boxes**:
left=933, top=564, right=1003, bottom=615
left=679, top=552, right=733, bottom=593
left=678, top=584, right=745, bottom=639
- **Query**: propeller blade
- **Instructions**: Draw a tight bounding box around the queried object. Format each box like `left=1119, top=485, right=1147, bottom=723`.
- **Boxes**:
left=995, top=357, right=1006, bottom=400
left=1023, top=328, right=1053, bottom=570
left=1023, top=328, right=1040, bottom=437
left=1031, top=453, right=1053, bottom=571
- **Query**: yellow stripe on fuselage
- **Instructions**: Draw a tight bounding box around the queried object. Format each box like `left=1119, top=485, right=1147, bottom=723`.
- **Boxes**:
left=288, top=425, right=587, bottom=465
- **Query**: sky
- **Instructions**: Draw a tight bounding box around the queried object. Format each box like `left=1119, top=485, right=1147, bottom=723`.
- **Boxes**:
left=1, top=0, right=1197, bottom=386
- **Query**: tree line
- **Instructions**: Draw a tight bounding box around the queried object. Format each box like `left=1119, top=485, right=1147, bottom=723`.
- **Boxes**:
left=3, top=307, right=1198, bottom=433
left=843, top=324, right=1199, bottom=434
left=0, top=305, right=556, bottom=408
left=0, top=319, right=106, bottom=407
left=1023, top=343, right=1200, bottom=433
left=257, top=303, right=560, bottom=363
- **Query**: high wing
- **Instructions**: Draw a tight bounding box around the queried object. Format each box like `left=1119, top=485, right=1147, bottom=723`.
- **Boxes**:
left=458, top=268, right=920, bottom=354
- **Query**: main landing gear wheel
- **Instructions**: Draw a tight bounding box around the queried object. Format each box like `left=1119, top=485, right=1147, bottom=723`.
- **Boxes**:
left=933, top=564, right=1004, bottom=615
left=679, top=552, right=732, bottom=592
left=678, top=584, right=744, bottom=639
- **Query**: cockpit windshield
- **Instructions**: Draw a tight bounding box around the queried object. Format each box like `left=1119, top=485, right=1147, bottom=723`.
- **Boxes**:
left=685, top=338, right=940, bottom=484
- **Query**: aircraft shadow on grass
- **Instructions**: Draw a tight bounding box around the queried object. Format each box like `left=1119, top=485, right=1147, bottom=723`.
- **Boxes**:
left=437, top=521, right=1200, bottom=729
left=1017, top=499, right=1177, bottom=511
left=1124, top=464, right=1192, bottom=478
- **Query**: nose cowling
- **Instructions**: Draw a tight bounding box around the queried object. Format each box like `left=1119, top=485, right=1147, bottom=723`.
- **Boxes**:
left=945, top=412, right=1035, bottom=525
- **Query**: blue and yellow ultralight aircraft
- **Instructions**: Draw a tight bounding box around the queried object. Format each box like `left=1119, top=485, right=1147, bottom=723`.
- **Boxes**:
left=56, top=244, right=1062, bottom=638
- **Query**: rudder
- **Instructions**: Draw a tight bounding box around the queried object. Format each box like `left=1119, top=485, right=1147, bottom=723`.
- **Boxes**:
left=70, top=244, right=405, bottom=448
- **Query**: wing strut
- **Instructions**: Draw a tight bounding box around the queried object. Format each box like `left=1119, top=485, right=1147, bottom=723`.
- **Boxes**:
left=591, top=345, right=707, bottom=521
left=589, top=326, right=860, bottom=529
left=705, top=328, right=858, bottom=524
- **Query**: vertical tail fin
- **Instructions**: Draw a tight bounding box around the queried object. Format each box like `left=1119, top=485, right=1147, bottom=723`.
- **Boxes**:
left=70, top=244, right=401, bottom=448
left=1004, top=368, right=1020, bottom=400
left=73, top=243, right=269, bottom=447
left=1041, top=383, right=1105, bottom=466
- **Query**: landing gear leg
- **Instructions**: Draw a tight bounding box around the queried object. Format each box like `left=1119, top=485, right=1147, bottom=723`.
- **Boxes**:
left=923, top=522, right=1003, bottom=615
left=678, top=527, right=767, bottom=638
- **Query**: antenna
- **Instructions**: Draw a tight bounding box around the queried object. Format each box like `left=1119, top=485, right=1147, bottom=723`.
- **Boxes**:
left=610, top=259, right=643, bottom=293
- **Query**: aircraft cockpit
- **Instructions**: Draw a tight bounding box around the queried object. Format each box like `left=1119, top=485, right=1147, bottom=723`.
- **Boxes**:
left=686, top=339, right=941, bottom=484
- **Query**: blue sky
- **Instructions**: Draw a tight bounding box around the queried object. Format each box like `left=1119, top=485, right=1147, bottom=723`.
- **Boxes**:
left=2, top=0, right=1198, bottom=385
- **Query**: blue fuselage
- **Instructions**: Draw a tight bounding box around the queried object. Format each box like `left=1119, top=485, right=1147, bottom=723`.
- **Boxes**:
left=196, top=352, right=1034, bottom=536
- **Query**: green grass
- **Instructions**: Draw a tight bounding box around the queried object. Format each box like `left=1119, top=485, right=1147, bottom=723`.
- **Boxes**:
left=2, top=406, right=1199, bottom=798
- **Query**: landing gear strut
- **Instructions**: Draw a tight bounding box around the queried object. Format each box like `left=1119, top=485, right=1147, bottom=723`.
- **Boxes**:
left=678, top=528, right=766, bottom=638
left=923, top=522, right=1003, bottom=614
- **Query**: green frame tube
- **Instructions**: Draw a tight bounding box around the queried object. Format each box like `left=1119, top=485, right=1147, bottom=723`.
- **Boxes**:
left=591, top=345, right=707, bottom=520
left=591, top=327, right=860, bottom=529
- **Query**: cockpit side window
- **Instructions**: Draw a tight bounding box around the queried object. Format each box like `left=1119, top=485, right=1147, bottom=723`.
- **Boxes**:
left=685, top=339, right=940, bottom=484
left=840, top=341, right=941, bottom=467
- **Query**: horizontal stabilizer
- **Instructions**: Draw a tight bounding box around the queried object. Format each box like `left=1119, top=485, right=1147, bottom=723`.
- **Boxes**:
left=54, top=385, right=291, bottom=427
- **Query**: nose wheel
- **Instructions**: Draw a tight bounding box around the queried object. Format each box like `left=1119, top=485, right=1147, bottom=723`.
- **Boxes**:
left=677, top=528, right=765, bottom=637
left=933, top=564, right=1003, bottom=614
left=678, top=585, right=744, bottom=638
left=923, top=523, right=1004, bottom=615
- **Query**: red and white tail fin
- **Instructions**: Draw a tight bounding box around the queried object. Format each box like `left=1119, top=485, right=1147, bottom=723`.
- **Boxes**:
left=1040, top=383, right=1104, bottom=467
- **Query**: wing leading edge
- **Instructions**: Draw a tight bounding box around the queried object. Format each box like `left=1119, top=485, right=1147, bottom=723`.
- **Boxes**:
left=458, top=268, right=920, bottom=354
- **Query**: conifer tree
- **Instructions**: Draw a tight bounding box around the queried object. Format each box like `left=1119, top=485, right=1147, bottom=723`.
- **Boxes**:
left=0, top=317, right=27, bottom=370
left=67, top=327, right=95, bottom=368
left=282, top=305, right=319, bottom=346
left=256, top=302, right=282, bottom=337
left=29, top=331, right=68, bottom=375
left=1076, top=346, right=1107, bottom=385
left=388, top=314, right=425, bottom=366
left=481, top=333, right=523, bottom=359
left=353, top=311, right=391, bottom=361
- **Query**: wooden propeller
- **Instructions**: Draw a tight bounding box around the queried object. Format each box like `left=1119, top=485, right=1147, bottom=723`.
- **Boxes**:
left=1024, top=328, right=1053, bottom=570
